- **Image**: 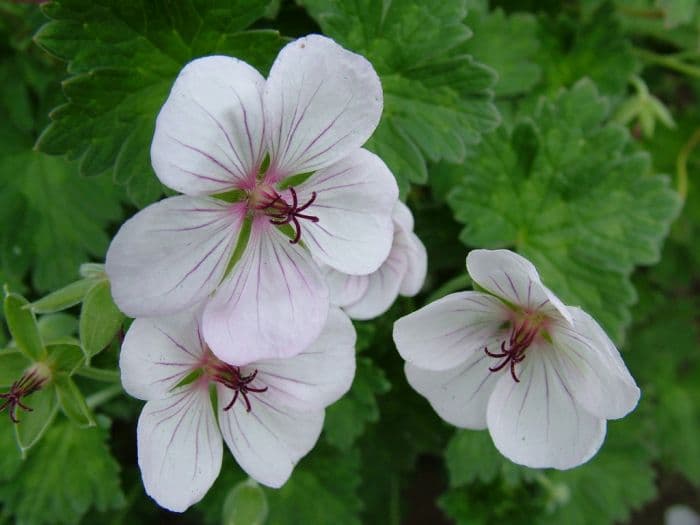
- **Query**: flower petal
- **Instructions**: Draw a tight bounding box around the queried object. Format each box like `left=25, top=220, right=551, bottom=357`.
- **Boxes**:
left=405, top=351, right=500, bottom=429
left=342, top=240, right=408, bottom=320
left=264, top=35, right=383, bottom=178
left=393, top=291, right=509, bottom=371
left=322, top=265, right=370, bottom=307
left=397, top=229, right=427, bottom=296
left=137, top=387, right=222, bottom=512
left=251, top=307, right=356, bottom=411
left=203, top=222, right=329, bottom=365
left=120, top=308, right=205, bottom=400
left=486, top=347, right=607, bottom=470
left=106, top=196, right=243, bottom=317
left=548, top=307, right=640, bottom=420
left=151, top=56, right=266, bottom=195
left=218, top=386, right=324, bottom=488
left=392, top=200, right=414, bottom=232
left=295, top=148, right=398, bottom=275
left=466, top=249, right=572, bottom=324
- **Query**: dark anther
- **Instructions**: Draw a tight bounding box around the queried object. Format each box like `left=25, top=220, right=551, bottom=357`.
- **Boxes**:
left=484, top=321, right=539, bottom=382
left=263, top=187, right=319, bottom=244
left=212, top=365, right=268, bottom=413
left=0, top=370, right=46, bottom=423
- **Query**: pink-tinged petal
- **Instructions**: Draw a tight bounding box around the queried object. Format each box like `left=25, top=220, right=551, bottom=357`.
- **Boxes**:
left=151, top=56, right=266, bottom=194
left=486, top=347, right=607, bottom=470
left=264, top=35, right=383, bottom=178
left=548, top=307, right=640, bottom=420
left=393, top=292, right=510, bottom=371
left=137, top=387, right=223, bottom=512
left=217, top=385, right=324, bottom=488
left=322, top=264, right=370, bottom=307
left=466, top=249, right=573, bottom=324
left=342, top=241, right=408, bottom=320
left=251, top=307, right=356, bottom=411
left=106, top=196, right=243, bottom=317
left=203, top=223, right=329, bottom=365
left=295, top=149, right=398, bottom=275
left=397, top=230, right=427, bottom=296
left=405, top=351, right=500, bottom=429
left=120, top=308, right=206, bottom=401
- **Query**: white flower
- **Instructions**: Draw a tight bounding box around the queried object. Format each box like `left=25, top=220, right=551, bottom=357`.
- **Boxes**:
left=119, top=305, right=356, bottom=513
left=106, top=34, right=398, bottom=365
left=393, top=249, right=640, bottom=470
left=322, top=201, right=427, bottom=320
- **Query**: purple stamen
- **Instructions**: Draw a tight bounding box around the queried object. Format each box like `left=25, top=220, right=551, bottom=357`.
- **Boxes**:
left=0, top=370, right=47, bottom=423
left=210, top=363, right=267, bottom=413
left=260, top=187, right=319, bottom=244
left=484, top=319, right=540, bottom=382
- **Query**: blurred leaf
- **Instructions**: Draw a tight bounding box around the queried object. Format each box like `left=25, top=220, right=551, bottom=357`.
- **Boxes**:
left=47, top=343, right=84, bottom=374
left=35, top=0, right=285, bottom=207
left=222, top=479, right=268, bottom=525
left=447, top=79, right=681, bottom=342
left=0, top=419, right=125, bottom=525
left=55, top=374, right=95, bottom=428
left=0, top=348, right=30, bottom=387
left=14, top=386, right=58, bottom=455
left=80, top=280, right=123, bottom=359
left=3, top=290, right=45, bottom=361
left=37, top=313, right=79, bottom=343
left=299, top=0, right=500, bottom=194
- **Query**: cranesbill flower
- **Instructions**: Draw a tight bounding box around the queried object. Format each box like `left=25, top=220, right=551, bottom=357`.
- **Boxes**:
left=393, top=249, right=640, bottom=469
left=322, top=201, right=427, bottom=320
left=106, top=35, right=398, bottom=364
left=120, top=305, right=356, bottom=512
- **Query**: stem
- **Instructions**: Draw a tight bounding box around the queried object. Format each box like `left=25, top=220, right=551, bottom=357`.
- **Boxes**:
left=86, top=384, right=123, bottom=409
left=74, top=366, right=121, bottom=383
left=676, top=129, right=700, bottom=205
left=634, top=48, right=700, bottom=77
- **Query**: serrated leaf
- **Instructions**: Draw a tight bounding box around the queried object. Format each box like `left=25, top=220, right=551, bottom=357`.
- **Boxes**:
left=0, top=420, right=125, bottom=525
left=55, top=373, right=95, bottom=428
left=299, top=0, right=500, bottom=193
left=30, top=278, right=95, bottom=314
left=79, top=280, right=124, bottom=359
left=4, top=291, right=45, bottom=361
left=35, top=0, right=286, bottom=207
left=324, top=356, right=391, bottom=450
left=446, top=80, right=681, bottom=342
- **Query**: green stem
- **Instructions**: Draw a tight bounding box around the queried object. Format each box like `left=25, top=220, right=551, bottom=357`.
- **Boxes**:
left=86, top=384, right=123, bottom=409
left=634, top=48, right=700, bottom=77
left=74, top=366, right=121, bottom=383
left=676, top=129, right=700, bottom=205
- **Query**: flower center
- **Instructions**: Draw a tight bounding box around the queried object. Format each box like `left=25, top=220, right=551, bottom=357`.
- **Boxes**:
left=484, top=314, right=544, bottom=383
left=207, top=360, right=268, bottom=413
left=248, top=183, right=319, bottom=244
left=0, top=367, right=48, bottom=423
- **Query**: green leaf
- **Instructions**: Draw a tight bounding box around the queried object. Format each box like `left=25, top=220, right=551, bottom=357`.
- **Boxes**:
left=55, top=374, right=96, bottom=428
left=30, top=278, right=95, bottom=314
left=324, top=356, right=391, bottom=450
left=37, top=313, right=79, bottom=343
left=0, top=419, right=125, bottom=525
left=299, top=0, right=500, bottom=194
left=446, top=80, right=681, bottom=341
left=79, top=280, right=124, bottom=359
left=47, top=343, right=84, bottom=374
left=14, top=386, right=58, bottom=455
left=35, top=0, right=286, bottom=207
left=4, top=290, right=45, bottom=361
left=222, top=479, right=269, bottom=525
left=0, top=348, right=30, bottom=387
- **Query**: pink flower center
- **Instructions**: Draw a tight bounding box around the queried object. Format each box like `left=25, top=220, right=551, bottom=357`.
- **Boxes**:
left=207, top=360, right=268, bottom=413
left=248, top=183, right=319, bottom=244
left=484, top=314, right=545, bottom=383
left=0, top=368, right=48, bottom=423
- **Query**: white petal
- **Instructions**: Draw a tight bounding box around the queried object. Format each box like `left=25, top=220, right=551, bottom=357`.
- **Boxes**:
left=120, top=308, right=205, bottom=400
left=486, top=347, right=607, bottom=470
left=322, top=265, right=370, bottom=307
left=393, top=292, right=510, bottom=371
left=548, top=307, right=640, bottom=420
left=295, top=148, right=398, bottom=275
left=218, top=386, right=324, bottom=488
left=106, top=196, right=243, bottom=317
left=342, top=240, right=407, bottom=320
left=466, top=249, right=572, bottom=324
left=203, top=222, right=329, bottom=365
left=264, top=35, right=382, bottom=178
left=392, top=200, right=414, bottom=232
left=252, top=307, right=356, bottom=411
left=137, top=387, right=223, bottom=512
left=151, top=56, right=266, bottom=195
left=397, top=230, right=427, bottom=296
left=405, top=350, right=500, bottom=429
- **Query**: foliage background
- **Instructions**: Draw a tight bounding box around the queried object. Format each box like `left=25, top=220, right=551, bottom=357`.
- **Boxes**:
left=0, top=0, right=698, bottom=523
